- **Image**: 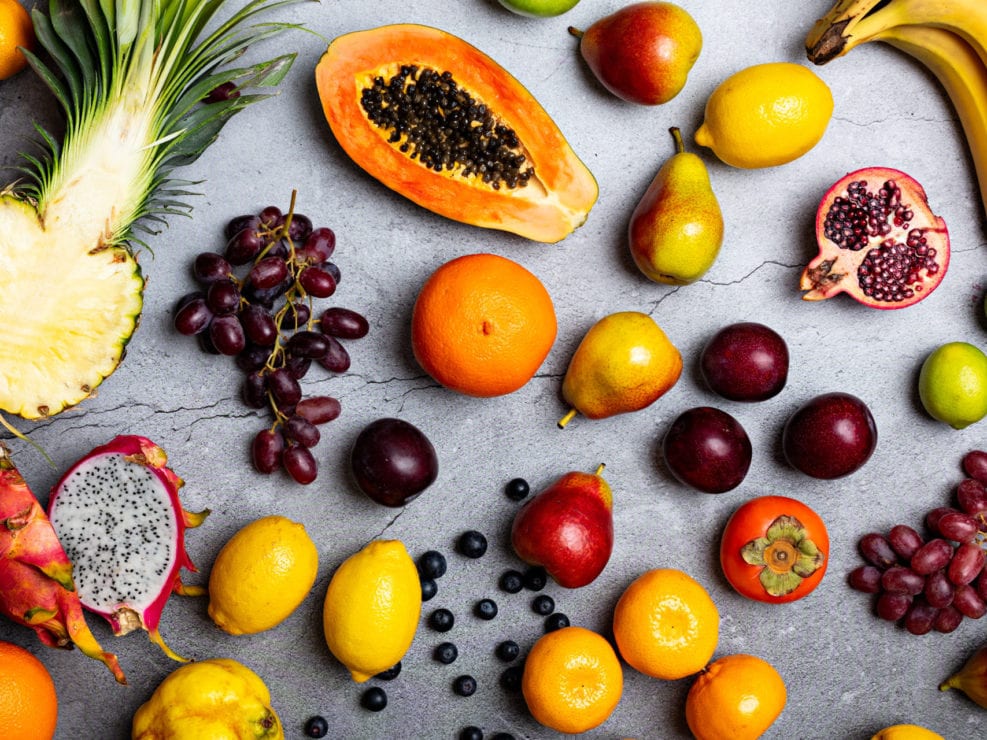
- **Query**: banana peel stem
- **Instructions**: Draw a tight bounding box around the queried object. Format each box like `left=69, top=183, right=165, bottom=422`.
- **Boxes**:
left=807, top=0, right=902, bottom=63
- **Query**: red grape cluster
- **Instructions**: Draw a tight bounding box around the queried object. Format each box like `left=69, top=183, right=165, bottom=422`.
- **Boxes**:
left=849, top=450, right=987, bottom=635
left=173, top=196, right=369, bottom=484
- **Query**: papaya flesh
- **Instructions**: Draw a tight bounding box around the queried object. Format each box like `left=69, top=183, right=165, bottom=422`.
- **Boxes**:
left=315, top=24, right=598, bottom=244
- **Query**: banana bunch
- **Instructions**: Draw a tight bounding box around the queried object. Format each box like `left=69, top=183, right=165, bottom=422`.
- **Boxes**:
left=806, top=0, right=987, bottom=220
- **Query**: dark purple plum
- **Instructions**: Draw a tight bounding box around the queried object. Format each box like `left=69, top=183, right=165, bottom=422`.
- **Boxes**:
left=700, top=322, right=789, bottom=402
left=661, top=406, right=752, bottom=493
left=350, top=418, right=439, bottom=507
left=782, top=392, right=877, bottom=479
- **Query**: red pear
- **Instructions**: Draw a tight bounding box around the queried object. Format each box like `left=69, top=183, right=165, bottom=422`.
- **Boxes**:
left=510, top=465, right=613, bottom=588
left=570, top=1, right=703, bottom=105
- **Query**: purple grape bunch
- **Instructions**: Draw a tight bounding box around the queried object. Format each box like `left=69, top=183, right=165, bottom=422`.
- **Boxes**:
left=848, top=450, right=987, bottom=635
left=173, top=196, right=370, bottom=484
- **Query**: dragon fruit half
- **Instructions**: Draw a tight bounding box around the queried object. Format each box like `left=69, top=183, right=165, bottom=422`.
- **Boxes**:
left=47, top=435, right=209, bottom=662
left=0, top=441, right=126, bottom=683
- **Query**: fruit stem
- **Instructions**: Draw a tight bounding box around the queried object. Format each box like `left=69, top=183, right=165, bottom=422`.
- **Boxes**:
left=594, top=463, right=606, bottom=476
left=669, top=127, right=685, bottom=155
left=567, top=26, right=584, bottom=40
left=557, top=408, right=578, bottom=429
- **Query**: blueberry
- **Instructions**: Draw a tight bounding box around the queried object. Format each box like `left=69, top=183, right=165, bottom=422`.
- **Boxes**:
left=499, top=665, right=523, bottom=692
left=418, top=550, right=447, bottom=579
left=499, top=569, right=524, bottom=594
left=429, top=607, right=455, bottom=632
left=453, top=674, right=478, bottom=697
left=531, top=594, right=555, bottom=616
left=361, top=686, right=387, bottom=712
left=434, top=641, right=458, bottom=664
left=544, top=612, right=570, bottom=632
left=375, top=662, right=401, bottom=681
left=304, top=715, right=329, bottom=738
left=523, top=566, right=548, bottom=591
left=460, top=728, right=484, bottom=740
left=420, top=576, right=438, bottom=602
left=505, top=477, right=530, bottom=501
left=495, top=640, right=520, bottom=662
left=457, top=530, right=488, bottom=558
left=474, top=598, right=498, bottom=620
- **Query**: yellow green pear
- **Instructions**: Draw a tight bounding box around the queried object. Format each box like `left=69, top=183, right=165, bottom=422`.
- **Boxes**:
left=628, top=127, right=724, bottom=285
left=558, top=311, right=682, bottom=428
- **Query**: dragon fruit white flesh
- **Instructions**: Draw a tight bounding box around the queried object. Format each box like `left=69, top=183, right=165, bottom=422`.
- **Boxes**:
left=47, top=435, right=209, bottom=662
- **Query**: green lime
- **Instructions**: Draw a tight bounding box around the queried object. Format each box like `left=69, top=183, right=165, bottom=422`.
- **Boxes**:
left=918, top=342, right=987, bottom=429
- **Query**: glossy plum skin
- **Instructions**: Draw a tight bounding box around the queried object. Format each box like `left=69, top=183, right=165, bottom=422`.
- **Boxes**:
left=783, top=392, right=877, bottom=479
left=350, top=418, right=439, bottom=507
left=662, top=406, right=752, bottom=493
left=700, top=322, right=789, bottom=402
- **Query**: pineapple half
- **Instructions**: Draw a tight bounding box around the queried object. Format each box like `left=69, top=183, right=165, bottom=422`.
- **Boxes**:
left=0, top=0, right=300, bottom=420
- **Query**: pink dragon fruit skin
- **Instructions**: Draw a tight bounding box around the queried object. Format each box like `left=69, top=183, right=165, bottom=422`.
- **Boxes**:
left=47, top=435, right=209, bottom=662
left=0, top=441, right=126, bottom=684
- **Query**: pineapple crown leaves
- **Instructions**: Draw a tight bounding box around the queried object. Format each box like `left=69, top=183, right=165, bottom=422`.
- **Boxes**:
left=13, top=0, right=307, bottom=246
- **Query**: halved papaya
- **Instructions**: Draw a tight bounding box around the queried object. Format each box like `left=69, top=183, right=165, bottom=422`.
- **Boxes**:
left=314, top=24, right=598, bottom=244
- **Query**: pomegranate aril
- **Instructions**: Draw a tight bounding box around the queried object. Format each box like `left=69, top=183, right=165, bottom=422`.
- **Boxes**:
left=243, top=372, right=268, bottom=409
left=295, top=396, right=341, bottom=425
left=887, top=524, right=924, bottom=560
left=903, top=600, right=938, bottom=635
left=206, top=279, right=241, bottom=316
left=284, top=415, right=321, bottom=449
left=299, top=265, right=337, bottom=297
left=953, top=584, right=987, bottom=619
left=193, top=252, right=233, bottom=284
left=268, top=367, right=302, bottom=407
left=876, top=591, right=912, bottom=621
left=962, top=450, right=987, bottom=486
left=249, top=255, right=289, bottom=290
left=848, top=565, right=882, bottom=593
left=283, top=444, right=318, bottom=484
left=911, top=538, right=953, bottom=575
left=948, top=542, right=986, bottom=586
left=859, top=532, right=898, bottom=569
left=933, top=604, right=964, bottom=634
left=241, top=304, right=278, bottom=347
left=957, top=478, right=987, bottom=517
left=287, top=330, right=330, bottom=359
left=937, top=511, right=980, bottom=543
left=252, top=428, right=284, bottom=474
left=924, top=569, right=954, bottom=609
left=881, top=566, right=924, bottom=596
left=174, top=297, right=213, bottom=336
left=209, top=315, right=245, bottom=356
left=321, top=307, right=370, bottom=339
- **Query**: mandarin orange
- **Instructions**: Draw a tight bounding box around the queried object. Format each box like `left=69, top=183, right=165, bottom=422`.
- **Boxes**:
left=0, top=640, right=58, bottom=740
left=685, top=653, right=787, bottom=740
left=0, top=0, right=33, bottom=80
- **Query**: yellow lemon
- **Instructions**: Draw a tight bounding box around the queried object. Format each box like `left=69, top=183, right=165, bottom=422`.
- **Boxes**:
left=695, top=62, right=834, bottom=168
left=132, top=658, right=283, bottom=739
left=323, top=539, right=421, bottom=682
left=870, top=724, right=945, bottom=740
left=207, top=515, right=319, bottom=635
left=918, top=341, right=987, bottom=429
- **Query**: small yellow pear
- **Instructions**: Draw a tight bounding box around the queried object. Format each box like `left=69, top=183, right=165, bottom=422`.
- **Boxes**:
left=559, top=311, right=682, bottom=428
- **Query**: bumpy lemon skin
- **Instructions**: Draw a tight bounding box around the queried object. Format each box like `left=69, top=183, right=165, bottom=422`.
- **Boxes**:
left=323, top=539, right=422, bottom=682
left=207, top=515, right=319, bottom=636
left=131, top=658, right=283, bottom=739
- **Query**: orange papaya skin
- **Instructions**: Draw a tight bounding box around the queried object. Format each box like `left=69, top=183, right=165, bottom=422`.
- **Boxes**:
left=315, top=24, right=598, bottom=244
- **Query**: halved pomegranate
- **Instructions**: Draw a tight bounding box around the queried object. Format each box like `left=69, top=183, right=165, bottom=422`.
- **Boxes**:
left=800, top=167, right=949, bottom=309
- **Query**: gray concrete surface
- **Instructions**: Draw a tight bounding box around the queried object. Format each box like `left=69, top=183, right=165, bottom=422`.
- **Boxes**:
left=2, top=0, right=986, bottom=738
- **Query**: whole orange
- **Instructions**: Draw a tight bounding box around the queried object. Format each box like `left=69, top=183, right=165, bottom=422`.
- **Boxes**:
left=411, top=252, right=557, bottom=397
left=612, top=567, right=719, bottom=680
left=521, top=625, right=623, bottom=734
left=0, top=0, right=34, bottom=80
left=0, top=640, right=58, bottom=740
left=685, top=653, right=787, bottom=740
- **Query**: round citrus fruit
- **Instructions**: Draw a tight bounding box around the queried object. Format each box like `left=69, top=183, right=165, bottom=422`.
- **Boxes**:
left=0, top=0, right=33, bottom=80
left=0, top=640, right=58, bottom=740
left=207, top=515, right=319, bottom=635
left=918, top=341, right=987, bottom=429
left=323, top=539, right=421, bottom=682
left=695, top=62, right=833, bottom=168
left=612, top=567, right=719, bottom=680
left=685, top=653, right=787, bottom=740
left=521, top=625, right=623, bottom=734
left=411, top=252, right=557, bottom=397
left=870, top=724, right=945, bottom=740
